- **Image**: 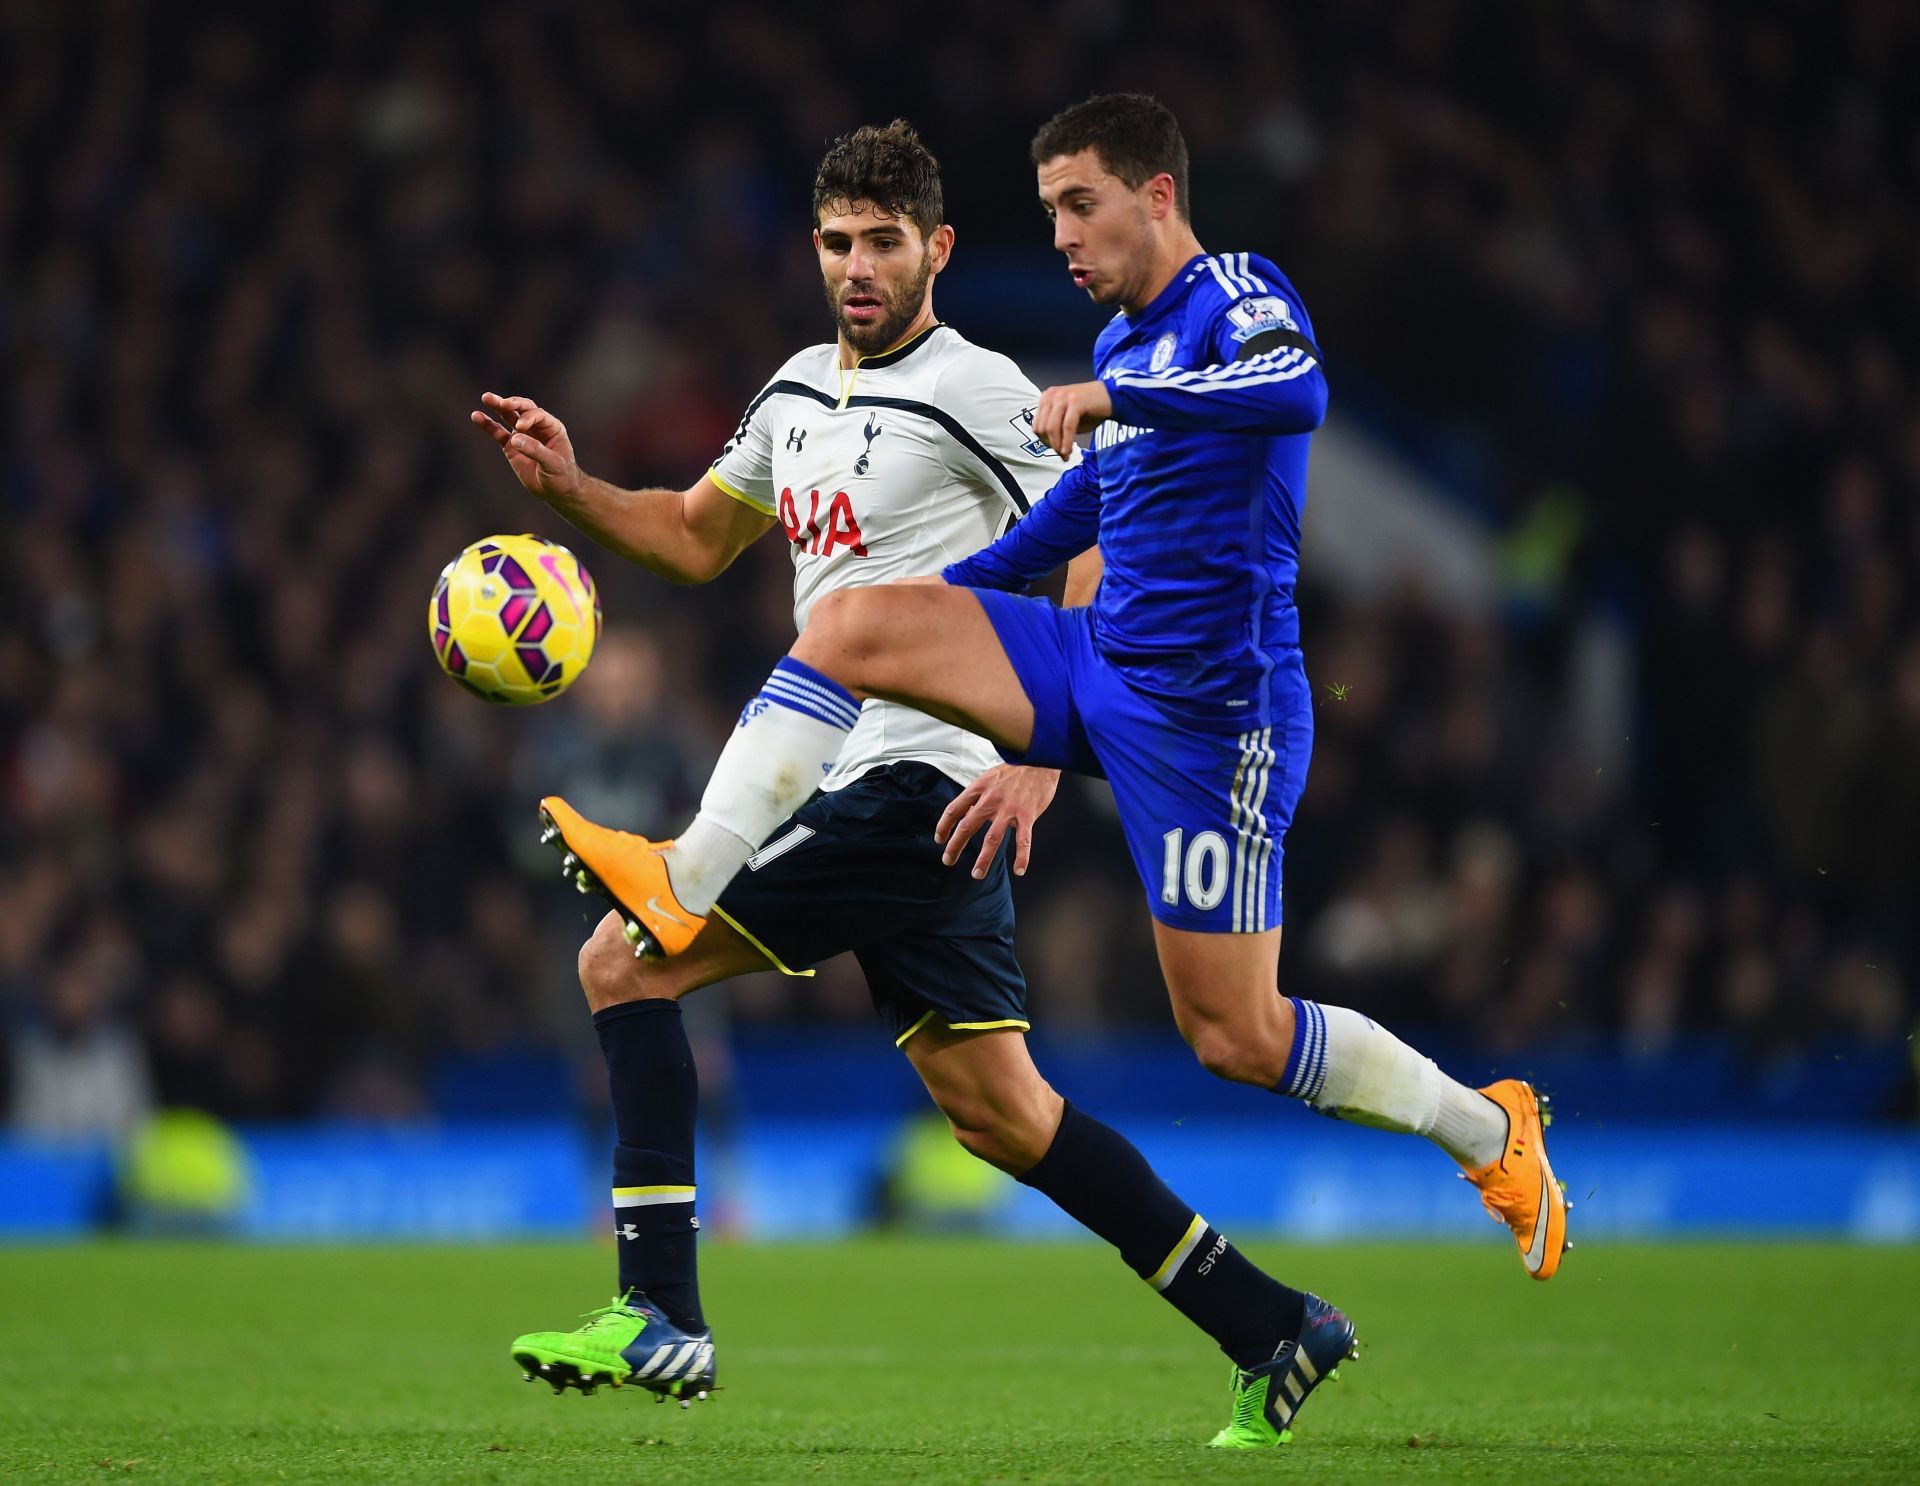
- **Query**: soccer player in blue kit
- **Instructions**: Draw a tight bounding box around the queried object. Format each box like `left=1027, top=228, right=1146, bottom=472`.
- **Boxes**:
left=540, top=94, right=1570, bottom=1447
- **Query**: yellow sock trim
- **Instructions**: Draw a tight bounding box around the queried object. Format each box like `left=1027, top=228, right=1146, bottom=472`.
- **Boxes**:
left=1147, top=1213, right=1209, bottom=1291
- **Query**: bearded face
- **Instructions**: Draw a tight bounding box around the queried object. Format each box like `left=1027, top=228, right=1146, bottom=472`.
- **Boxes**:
left=828, top=244, right=935, bottom=355
left=815, top=203, right=946, bottom=358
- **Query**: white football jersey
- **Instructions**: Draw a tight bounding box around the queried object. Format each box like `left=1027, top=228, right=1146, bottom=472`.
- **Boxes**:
left=709, top=324, right=1074, bottom=790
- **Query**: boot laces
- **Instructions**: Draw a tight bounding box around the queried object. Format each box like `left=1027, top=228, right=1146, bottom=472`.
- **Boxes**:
left=576, top=1291, right=650, bottom=1335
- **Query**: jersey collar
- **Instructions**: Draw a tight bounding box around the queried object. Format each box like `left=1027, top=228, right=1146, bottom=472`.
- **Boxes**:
left=1118, top=254, right=1209, bottom=333
left=853, top=321, right=948, bottom=370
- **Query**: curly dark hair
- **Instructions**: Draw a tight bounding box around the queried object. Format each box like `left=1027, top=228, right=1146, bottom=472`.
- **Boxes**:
left=812, top=119, right=944, bottom=238
left=1031, top=93, right=1190, bottom=220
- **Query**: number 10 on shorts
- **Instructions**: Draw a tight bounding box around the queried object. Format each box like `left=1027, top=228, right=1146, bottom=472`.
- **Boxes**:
left=1161, top=828, right=1229, bottom=911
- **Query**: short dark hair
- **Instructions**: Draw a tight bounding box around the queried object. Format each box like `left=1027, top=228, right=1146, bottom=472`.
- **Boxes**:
left=1030, top=93, right=1190, bottom=219
left=812, top=120, right=944, bottom=238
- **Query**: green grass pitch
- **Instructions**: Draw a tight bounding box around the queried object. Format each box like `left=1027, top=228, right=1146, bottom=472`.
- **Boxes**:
left=2, top=1238, right=1916, bottom=1483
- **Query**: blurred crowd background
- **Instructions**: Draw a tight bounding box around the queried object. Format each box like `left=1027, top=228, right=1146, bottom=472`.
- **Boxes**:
left=4, top=0, right=1917, bottom=1132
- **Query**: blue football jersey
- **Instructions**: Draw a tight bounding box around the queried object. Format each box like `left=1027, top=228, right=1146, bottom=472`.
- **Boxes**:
left=945, top=251, right=1326, bottom=731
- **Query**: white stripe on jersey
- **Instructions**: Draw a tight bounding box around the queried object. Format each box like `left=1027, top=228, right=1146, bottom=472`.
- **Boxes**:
left=1202, top=256, right=1242, bottom=299
left=1229, top=729, right=1273, bottom=933
left=1110, top=352, right=1317, bottom=398
left=1256, top=832, right=1275, bottom=931
left=1109, top=347, right=1312, bottom=391
left=1227, top=728, right=1276, bottom=933
left=1231, top=736, right=1252, bottom=933
left=1203, top=253, right=1265, bottom=296
left=1246, top=729, right=1275, bottom=931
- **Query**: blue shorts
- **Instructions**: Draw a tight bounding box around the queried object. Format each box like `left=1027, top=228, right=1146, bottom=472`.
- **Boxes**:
left=714, top=762, right=1028, bottom=1046
left=973, top=591, right=1312, bottom=933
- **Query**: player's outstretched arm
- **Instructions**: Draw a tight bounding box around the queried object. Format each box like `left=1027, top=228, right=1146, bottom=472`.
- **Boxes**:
left=471, top=393, right=773, bottom=585
left=942, top=456, right=1102, bottom=592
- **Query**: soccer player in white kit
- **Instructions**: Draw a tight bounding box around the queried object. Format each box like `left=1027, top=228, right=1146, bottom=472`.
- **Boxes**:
left=476, top=123, right=1354, bottom=1445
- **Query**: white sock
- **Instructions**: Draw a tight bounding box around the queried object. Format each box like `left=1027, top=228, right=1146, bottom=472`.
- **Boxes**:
left=666, top=816, right=759, bottom=920
left=1280, top=999, right=1507, bottom=1168
left=664, top=657, right=860, bottom=915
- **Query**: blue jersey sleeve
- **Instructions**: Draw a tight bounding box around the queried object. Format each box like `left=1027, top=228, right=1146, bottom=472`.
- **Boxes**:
left=942, top=452, right=1101, bottom=591
left=1102, top=262, right=1327, bottom=436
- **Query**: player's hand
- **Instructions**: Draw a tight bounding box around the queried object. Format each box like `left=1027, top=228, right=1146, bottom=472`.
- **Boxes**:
left=471, top=393, right=584, bottom=500
left=935, top=765, right=1060, bottom=879
left=1031, top=380, right=1113, bottom=457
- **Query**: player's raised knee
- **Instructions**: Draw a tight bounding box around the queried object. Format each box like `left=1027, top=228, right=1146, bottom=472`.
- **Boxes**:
left=802, top=587, right=890, bottom=654
left=578, top=911, right=668, bottom=1011
left=798, top=585, right=935, bottom=694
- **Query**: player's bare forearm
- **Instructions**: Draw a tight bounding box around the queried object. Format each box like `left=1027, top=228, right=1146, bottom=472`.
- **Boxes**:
left=472, top=393, right=768, bottom=584
left=539, top=475, right=710, bottom=585
left=584, top=476, right=773, bottom=585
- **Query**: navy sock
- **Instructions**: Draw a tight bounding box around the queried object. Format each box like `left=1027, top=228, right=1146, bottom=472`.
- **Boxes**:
left=1016, top=1102, right=1305, bottom=1368
left=594, top=998, right=704, bottom=1333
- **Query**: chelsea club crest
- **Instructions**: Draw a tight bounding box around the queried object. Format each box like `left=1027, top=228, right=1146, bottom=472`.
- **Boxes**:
left=1150, top=332, right=1178, bottom=373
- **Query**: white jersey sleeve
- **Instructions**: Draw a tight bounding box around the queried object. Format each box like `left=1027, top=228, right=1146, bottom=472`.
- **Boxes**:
left=934, top=350, right=1081, bottom=519
left=708, top=376, right=782, bottom=516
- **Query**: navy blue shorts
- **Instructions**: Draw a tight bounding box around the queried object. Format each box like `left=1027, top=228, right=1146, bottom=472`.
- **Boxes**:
left=713, top=762, right=1029, bottom=1046
left=971, top=590, right=1312, bottom=933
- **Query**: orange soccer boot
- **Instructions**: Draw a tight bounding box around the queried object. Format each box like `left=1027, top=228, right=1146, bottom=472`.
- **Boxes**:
left=537, top=797, right=706, bottom=958
left=1461, top=1079, right=1571, bottom=1280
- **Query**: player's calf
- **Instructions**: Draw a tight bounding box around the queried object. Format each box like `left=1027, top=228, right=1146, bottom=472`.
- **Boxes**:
left=903, top=1022, right=1066, bottom=1175
left=942, top=1110, right=1054, bottom=1174
left=932, top=1080, right=1064, bottom=1175
left=1184, top=1019, right=1291, bottom=1087
left=1156, top=924, right=1295, bottom=1087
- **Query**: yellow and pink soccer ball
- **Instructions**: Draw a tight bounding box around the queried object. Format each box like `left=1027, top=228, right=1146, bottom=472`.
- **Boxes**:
left=429, top=534, right=601, bottom=704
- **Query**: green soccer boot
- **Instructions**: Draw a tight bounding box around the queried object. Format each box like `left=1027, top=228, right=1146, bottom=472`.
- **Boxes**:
left=1207, top=1292, right=1358, bottom=1448
left=510, top=1292, right=716, bottom=1405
